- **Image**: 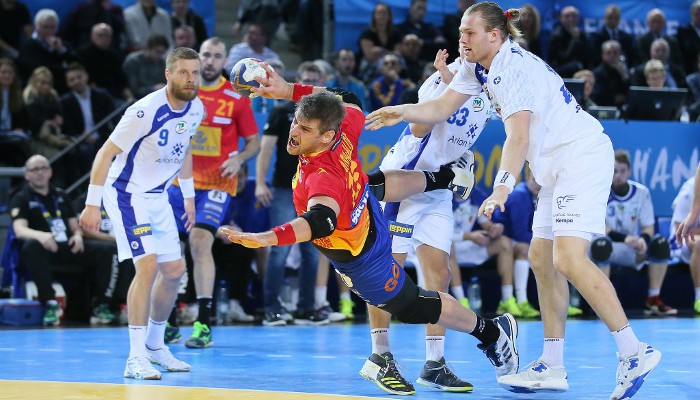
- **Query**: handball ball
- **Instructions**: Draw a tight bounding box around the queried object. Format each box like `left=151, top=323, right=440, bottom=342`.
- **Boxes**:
left=230, top=57, right=267, bottom=98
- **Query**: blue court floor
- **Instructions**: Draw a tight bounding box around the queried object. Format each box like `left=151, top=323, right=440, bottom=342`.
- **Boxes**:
left=0, top=317, right=698, bottom=399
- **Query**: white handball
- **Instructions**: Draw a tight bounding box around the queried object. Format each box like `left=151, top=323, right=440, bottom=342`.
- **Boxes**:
left=230, top=57, right=267, bottom=98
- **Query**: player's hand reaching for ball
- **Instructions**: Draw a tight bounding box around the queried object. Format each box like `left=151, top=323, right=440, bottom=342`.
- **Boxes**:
left=220, top=227, right=275, bottom=248
left=250, top=61, right=294, bottom=100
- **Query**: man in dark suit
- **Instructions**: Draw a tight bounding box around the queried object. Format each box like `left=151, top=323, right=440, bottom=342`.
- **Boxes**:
left=59, top=62, right=115, bottom=175
left=76, top=23, right=132, bottom=102
left=637, top=9, right=682, bottom=67
left=591, top=5, right=636, bottom=68
left=676, top=1, right=700, bottom=75
left=630, top=38, right=687, bottom=89
left=547, top=6, right=591, bottom=78
left=592, top=40, right=630, bottom=107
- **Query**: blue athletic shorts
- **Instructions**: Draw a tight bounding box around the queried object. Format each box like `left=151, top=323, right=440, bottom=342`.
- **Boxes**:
left=168, top=185, right=232, bottom=234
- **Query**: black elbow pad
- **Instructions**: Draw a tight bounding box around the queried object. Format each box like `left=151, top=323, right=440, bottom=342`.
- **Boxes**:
left=300, top=204, right=337, bottom=239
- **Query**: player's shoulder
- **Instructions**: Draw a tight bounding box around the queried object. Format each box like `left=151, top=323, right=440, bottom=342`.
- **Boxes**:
left=128, top=89, right=166, bottom=117
left=629, top=180, right=651, bottom=195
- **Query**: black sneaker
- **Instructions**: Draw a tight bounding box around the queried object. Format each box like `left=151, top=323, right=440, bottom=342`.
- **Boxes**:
left=359, top=352, right=415, bottom=395
left=262, top=312, right=287, bottom=326
left=416, top=357, right=474, bottom=392
left=293, top=310, right=329, bottom=325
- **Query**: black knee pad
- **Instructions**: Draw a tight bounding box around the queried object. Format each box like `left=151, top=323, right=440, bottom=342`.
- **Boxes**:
left=367, top=169, right=386, bottom=201
left=382, top=277, right=442, bottom=324
left=590, top=236, right=612, bottom=264
left=648, top=234, right=670, bottom=260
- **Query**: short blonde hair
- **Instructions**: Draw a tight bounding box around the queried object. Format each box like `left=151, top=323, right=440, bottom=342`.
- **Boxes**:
left=643, top=59, right=665, bottom=79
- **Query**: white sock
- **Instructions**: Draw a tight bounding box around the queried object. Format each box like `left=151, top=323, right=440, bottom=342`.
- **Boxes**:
left=612, top=324, right=641, bottom=359
left=426, top=336, right=445, bottom=361
left=451, top=285, right=465, bottom=300
left=695, top=287, right=700, bottom=301
left=314, top=286, right=327, bottom=310
left=145, top=319, right=166, bottom=350
left=541, top=338, right=564, bottom=367
left=648, top=287, right=660, bottom=298
left=339, top=291, right=351, bottom=302
left=514, top=259, right=530, bottom=303
left=371, top=328, right=390, bottom=355
left=501, top=285, right=514, bottom=302
left=128, top=325, right=148, bottom=357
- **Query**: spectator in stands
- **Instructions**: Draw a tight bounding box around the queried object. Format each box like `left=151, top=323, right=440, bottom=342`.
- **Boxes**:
left=443, top=0, right=474, bottom=59
left=640, top=59, right=667, bottom=89
left=17, top=9, right=77, bottom=95
left=232, top=0, right=281, bottom=45
left=368, top=53, right=414, bottom=112
left=671, top=168, right=699, bottom=314
left=396, top=33, right=425, bottom=84
left=591, top=5, right=635, bottom=68
left=515, top=3, right=542, bottom=57
left=252, top=58, right=285, bottom=113
left=60, top=0, right=125, bottom=52
left=572, top=69, right=597, bottom=111
left=686, top=54, right=700, bottom=122
left=254, top=62, right=326, bottom=326
left=289, top=0, right=324, bottom=61
left=0, top=57, right=31, bottom=167
left=399, top=63, right=436, bottom=105
left=325, top=48, right=368, bottom=111
left=631, top=38, right=686, bottom=88
left=171, top=0, right=207, bottom=49
left=76, top=23, right=132, bottom=103
left=395, top=0, right=446, bottom=62
left=592, top=40, right=630, bottom=107
left=637, top=8, right=681, bottom=67
left=124, top=0, right=172, bottom=52
left=59, top=62, right=115, bottom=175
left=590, top=149, right=677, bottom=316
left=0, top=0, right=32, bottom=59
left=122, top=34, right=168, bottom=99
left=224, top=23, right=278, bottom=74
left=9, top=154, right=116, bottom=326
left=357, top=3, right=402, bottom=84
left=547, top=6, right=590, bottom=78
left=173, top=25, right=196, bottom=50
left=677, top=1, right=700, bottom=76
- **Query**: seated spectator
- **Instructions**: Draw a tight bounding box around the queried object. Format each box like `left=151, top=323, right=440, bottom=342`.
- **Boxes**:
left=232, top=0, right=281, bottom=46
left=357, top=3, right=403, bottom=84
left=368, top=53, right=414, bottom=111
left=640, top=59, right=667, bottom=88
left=59, top=62, right=115, bottom=174
left=252, top=58, right=286, bottom=113
left=515, top=3, right=542, bottom=57
left=0, top=57, right=31, bottom=166
left=60, top=0, right=125, bottom=52
left=225, top=23, right=278, bottom=74
left=173, top=25, right=196, bottom=50
left=9, top=155, right=116, bottom=326
left=572, top=69, right=597, bottom=111
left=325, top=48, right=368, bottom=111
left=124, top=0, right=172, bottom=52
left=17, top=9, right=77, bottom=94
left=399, top=63, right=436, bottom=105
left=637, top=8, right=682, bottom=67
left=171, top=0, right=208, bottom=49
left=0, top=0, right=32, bottom=59
left=686, top=54, right=700, bottom=121
left=590, top=149, right=677, bottom=316
left=671, top=174, right=699, bottom=314
left=676, top=1, right=700, bottom=76
left=592, top=40, right=630, bottom=107
left=547, top=6, right=590, bottom=78
left=397, top=33, right=425, bottom=84
left=122, top=34, right=168, bottom=99
left=443, top=0, right=474, bottom=58
left=591, top=4, right=635, bottom=68
left=76, top=23, right=132, bottom=103
left=395, top=0, right=446, bottom=62
left=633, top=38, right=687, bottom=88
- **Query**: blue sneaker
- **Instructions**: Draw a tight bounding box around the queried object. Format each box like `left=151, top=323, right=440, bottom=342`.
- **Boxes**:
left=498, top=358, right=568, bottom=393
left=164, top=322, right=181, bottom=344
left=610, top=343, right=661, bottom=400
left=478, top=313, right=519, bottom=377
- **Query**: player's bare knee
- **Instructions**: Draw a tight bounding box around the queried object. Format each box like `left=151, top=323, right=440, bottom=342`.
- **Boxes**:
left=497, top=235, right=513, bottom=255
left=160, top=260, right=186, bottom=280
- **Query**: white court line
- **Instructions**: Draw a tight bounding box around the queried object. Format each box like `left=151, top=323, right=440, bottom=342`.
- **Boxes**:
left=221, top=353, right=248, bottom=357
left=267, top=354, right=292, bottom=358
left=578, top=365, right=604, bottom=369
left=84, top=350, right=110, bottom=354
left=38, top=348, right=62, bottom=352
left=666, top=370, right=692, bottom=373
left=312, top=355, right=336, bottom=359
left=0, top=348, right=17, bottom=351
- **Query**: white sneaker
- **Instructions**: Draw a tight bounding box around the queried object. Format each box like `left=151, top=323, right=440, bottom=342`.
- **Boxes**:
left=227, top=300, right=254, bottom=322
left=124, top=355, right=162, bottom=380
left=446, top=150, right=475, bottom=199
left=610, top=342, right=661, bottom=400
left=498, top=358, right=568, bottom=392
left=146, top=346, right=191, bottom=372
left=478, top=313, right=519, bottom=377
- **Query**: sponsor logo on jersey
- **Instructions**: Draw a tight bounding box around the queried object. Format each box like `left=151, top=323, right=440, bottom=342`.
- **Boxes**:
left=388, top=221, right=414, bottom=238
left=207, top=190, right=227, bottom=203
left=137, top=110, right=144, bottom=118
left=384, top=262, right=401, bottom=292
left=157, top=113, right=169, bottom=122
left=204, top=202, right=224, bottom=214
left=175, top=121, right=187, bottom=134
left=131, top=241, right=139, bottom=249
left=493, top=76, right=502, bottom=84
left=132, top=224, right=152, bottom=237
left=555, top=218, right=574, bottom=223
left=171, top=142, right=185, bottom=157
left=473, top=97, right=484, bottom=112
left=350, top=185, right=369, bottom=228
left=556, top=195, right=576, bottom=209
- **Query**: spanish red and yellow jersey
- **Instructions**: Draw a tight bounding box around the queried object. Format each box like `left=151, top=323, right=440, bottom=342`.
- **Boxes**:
left=292, top=107, right=370, bottom=255
left=188, top=76, right=258, bottom=195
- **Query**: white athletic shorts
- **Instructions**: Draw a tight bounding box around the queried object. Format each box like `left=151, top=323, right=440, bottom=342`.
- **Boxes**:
left=673, top=245, right=693, bottom=265
left=609, top=242, right=646, bottom=270
left=532, top=134, right=614, bottom=241
left=103, top=184, right=182, bottom=263
left=454, top=240, right=490, bottom=266
left=385, top=191, right=453, bottom=255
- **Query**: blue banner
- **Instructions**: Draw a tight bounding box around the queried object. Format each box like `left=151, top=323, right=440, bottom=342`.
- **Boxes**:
left=251, top=113, right=698, bottom=217
left=334, top=0, right=693, bottom=53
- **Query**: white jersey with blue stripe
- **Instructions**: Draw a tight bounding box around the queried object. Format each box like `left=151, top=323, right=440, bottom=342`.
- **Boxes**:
left=379, top=60, right=492, bottom=174
left=449, top=39, right=606, bottom=187
left=606, top=180, right=656, bottom=235
left=107, top=87, right=204, bottom=194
